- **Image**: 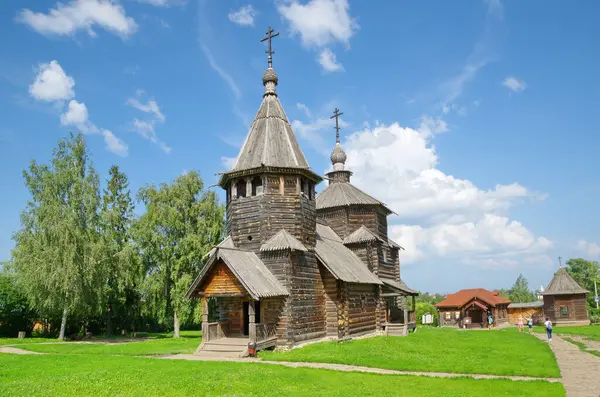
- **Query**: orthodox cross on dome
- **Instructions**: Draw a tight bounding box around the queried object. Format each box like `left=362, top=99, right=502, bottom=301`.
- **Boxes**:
left=261, top=26, right=279, bottom=68
left=330, top=107, right=343, bottom=144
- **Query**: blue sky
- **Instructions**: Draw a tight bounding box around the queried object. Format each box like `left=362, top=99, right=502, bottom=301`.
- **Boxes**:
left=1, top=0, right=599, bottom=293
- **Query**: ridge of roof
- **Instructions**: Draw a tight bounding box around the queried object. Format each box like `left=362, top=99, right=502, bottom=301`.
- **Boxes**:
left=260, top=229, right=307, bottom=252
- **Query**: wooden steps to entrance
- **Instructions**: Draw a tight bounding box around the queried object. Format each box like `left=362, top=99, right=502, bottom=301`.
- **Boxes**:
left=196, top=337, right=249, bottom=358
left=385, top=323, right=409, bottom=336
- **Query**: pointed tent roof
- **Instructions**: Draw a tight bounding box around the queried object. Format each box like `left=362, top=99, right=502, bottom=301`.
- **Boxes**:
left=260, top=229, right=307, bottom=252
left=541, top=267, right=589, bottom=296
left=219, top=67, right=321, bottom=187
left=343, top=225, right=383, bottom=245
left=316, top=182, right=394, bottom=214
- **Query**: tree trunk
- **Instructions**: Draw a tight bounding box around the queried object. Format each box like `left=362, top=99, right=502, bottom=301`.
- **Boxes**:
left=106, top=305, right=112, bottom=337
left=59, top=308, right=68, bottom=340
left=173, top=311, right=180, bottom=338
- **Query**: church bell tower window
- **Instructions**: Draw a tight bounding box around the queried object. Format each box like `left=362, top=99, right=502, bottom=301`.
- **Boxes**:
left=236, top=180, right=247, bottom=198
left=252, top=176, right=263, bottom=196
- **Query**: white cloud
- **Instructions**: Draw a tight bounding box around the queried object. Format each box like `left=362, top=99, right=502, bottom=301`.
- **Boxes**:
left=318, top=48, right=343, bottom=72
left=341, top=120, right=551, bottom=266
left=577, top=240, right=600, bottom=258
left=502, top=76, right=527, bottom=93
left=29, top=60, right=75, bottom=102
left=277, top=0, right=358, bottom=48
left=16, top=0, right=137, bottom=38
left=102, top=130, right=128, bottom=157
left=200, top=45, right=241, bottom=100
left=60, top=99, right=89, bottom=126
left=131, top=118, right=171, bottom=154
left=127, top=96, right=166, bottom=122
left=228, top=5, right=257, bottom=27
left=296, top=103, right=312, bottom=118
left=136, top=0, right=185, bottom=6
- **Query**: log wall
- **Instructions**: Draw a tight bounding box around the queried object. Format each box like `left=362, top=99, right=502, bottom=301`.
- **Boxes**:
left=319, top=265, right=339, bottom=337
left=216, top=297, right=244, bottom=335
left=543, top=294, right=590, bottom=324
left=347, top=283, right=378, bottom=336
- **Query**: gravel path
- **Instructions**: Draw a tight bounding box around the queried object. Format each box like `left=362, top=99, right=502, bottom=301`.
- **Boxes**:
left=0, top=346, right=43, bottom=355
left=534, top=334, right=600, bottom=397
left=160, top=353, right=560, bottom=382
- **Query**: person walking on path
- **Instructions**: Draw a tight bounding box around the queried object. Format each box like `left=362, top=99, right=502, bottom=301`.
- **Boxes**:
left=488, top=314, right=494, bottom=330
left=517, top=316, right=524, bottom=332
left=527, top=317, right=533, bottom=334
left=544, top=317, right=553, bottom=341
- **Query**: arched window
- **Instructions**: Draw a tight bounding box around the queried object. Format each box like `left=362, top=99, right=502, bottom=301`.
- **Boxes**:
left=236, top=180, right=246, bottom=198
left=252, top=176, right=263, bottom=196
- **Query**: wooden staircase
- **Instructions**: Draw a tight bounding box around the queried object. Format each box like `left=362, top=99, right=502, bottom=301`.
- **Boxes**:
left=195, top=337, right=249, bottom=359
left=385, top=323, right=409, bottom=336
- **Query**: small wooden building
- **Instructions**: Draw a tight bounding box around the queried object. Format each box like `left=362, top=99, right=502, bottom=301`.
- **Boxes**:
left=507, top=302, right=544, bottom=325
left=436, top=288, right=510, bottom=328
left=541, top=267, right=590, bottom=326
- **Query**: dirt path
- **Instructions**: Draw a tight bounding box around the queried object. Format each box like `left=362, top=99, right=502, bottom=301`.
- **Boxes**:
left=0, top=346, right=43, bottom=355
left=571, top=336, right=600, bottom=353
left=534, top=334, right=600, bottom=397
left=160, top=353, right=560, bottom=382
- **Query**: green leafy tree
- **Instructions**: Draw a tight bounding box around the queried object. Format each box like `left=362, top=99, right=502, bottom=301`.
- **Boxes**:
left=415, top=302, right=438, bottom=326
left=416, top=292, right=446, bottom=305
left=566, top=258, right=599, bottom=309
left=96, top=166, right=139, bottom=336
left=134, top=171, right=224, bottom=337
left=0, top=265, right=37, bottom=337
left=12, top=133, right=101, bottom=339
left=507, top=274, right=537, bottom=303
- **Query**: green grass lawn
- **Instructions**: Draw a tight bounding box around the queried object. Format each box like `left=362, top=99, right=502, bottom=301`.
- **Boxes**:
left=260, top=327, right=560, bottom=378
left=533, top=325, right=600, bottom=340
left=1, top=330, right=202, bottom=356
left=0, top=353, right=565, bottom=397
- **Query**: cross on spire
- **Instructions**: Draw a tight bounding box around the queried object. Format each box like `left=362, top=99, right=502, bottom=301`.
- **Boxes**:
left=330, top=108, right=343, bottom=143
left=260, top=26, right=279, bottom=68
left=558, top=256, right=563, bottom=268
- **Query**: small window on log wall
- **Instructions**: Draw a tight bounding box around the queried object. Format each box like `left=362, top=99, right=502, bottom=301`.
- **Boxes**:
left=252, top=176, right=263, bottom=196
left=308, top=182, right=314, bottom=200
left=236, top=180, right=246, bottom=198
left=444, top=312, right=451, bottom=320
left=300, top=178, right=306, bottom=196
left=560, top=306, right=568, bottom=317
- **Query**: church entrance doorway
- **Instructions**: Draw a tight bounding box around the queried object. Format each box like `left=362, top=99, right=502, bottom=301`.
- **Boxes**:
left=243, top=301, right=260, bottom=336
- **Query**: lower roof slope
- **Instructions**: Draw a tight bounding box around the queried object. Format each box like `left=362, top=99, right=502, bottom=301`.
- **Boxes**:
left=315, top=223, right=382, bottom=285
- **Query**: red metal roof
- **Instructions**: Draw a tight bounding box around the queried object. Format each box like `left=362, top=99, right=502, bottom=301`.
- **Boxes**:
left=435, top=288, right=511, bottom=308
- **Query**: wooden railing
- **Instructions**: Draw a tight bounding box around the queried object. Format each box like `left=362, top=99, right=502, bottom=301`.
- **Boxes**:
left=203, top=320, right=231, bottom=343
left=255, top=323, right=278, bottom=342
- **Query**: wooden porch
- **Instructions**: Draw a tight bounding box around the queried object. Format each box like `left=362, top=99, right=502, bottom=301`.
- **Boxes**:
left=383, top=294, right=417, bottom=336
left=198, top=298, right=279, bottom=357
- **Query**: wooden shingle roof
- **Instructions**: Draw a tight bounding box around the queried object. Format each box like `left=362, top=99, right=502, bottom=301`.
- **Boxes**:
left=381, top=277, right=418, bottom=296
left=343, top=225, right=383, bottom=245
left=186, top=247, right=288, bottom=300
left=260, top=229, right=307, bottom=252
left=315, top=223, right=382, bottom=285
left=541, top=267, right=589, bottom=296
left=316, top=182, right=394, bottom=214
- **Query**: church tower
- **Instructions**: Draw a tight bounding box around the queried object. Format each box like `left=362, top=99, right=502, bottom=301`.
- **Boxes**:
left=217, top=27, right=325, bottom=346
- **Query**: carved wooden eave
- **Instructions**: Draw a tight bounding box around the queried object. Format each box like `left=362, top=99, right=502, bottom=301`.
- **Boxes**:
left=218, top=165, right=322, bottom=188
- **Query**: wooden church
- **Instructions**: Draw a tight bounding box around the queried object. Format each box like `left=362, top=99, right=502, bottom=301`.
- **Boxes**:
left=541, top=265, right=590, bottom=326
left=186, top=28, right=417, bottom=355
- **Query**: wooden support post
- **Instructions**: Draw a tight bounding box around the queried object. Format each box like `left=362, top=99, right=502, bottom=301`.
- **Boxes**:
left=246, top=178, right=252, bottom=197
left=403, top=296, right=409, bottom=336
left=201, top=297, right=209, bottom=342
left=249, top=300, right=256, bottom=344
left=231, top=180, right=237, bottom=198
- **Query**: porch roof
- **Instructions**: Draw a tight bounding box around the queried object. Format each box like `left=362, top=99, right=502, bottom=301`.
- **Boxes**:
left=381, top=277, right=419, bottom=296
left=468, top=300, right=488, bottom=311
left=186, top=247, right=288, bottom=300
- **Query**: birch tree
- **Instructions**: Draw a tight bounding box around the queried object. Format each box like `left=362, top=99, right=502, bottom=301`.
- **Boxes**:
left=12, top=133, right=101, bottom=339
left=134, top=171, right=224, bottom=337
left=96, top=165, right=139, bottom=336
